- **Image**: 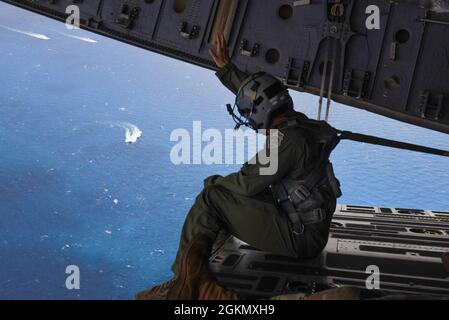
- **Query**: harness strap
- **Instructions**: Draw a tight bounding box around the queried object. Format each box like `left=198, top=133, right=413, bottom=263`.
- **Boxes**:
left=272, top=184, right=305, bottom=235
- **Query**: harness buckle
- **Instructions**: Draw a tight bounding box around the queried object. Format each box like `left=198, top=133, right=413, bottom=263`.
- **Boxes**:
left=294, top=185, right=311, bottom=201
left=314, top=208, right=325, bottom=222
left=292, top=223, right=305, bottom=236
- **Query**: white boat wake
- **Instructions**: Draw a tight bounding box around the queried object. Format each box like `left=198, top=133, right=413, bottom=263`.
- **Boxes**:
left=52, top=29, right=97, bottom=43
left=0, top=25, right=50, bottom=40
left=61, top=33, right=97, bottom=43
left=105, top=121, right=143, bottom=144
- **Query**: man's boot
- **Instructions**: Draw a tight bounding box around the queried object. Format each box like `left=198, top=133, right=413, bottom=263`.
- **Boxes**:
left=166, top=233, right=213, bottom=300
left=166, top=233, right=241, bottom=300
left=198, top=277, right=240, bottom=300
left=135, top=277, right=177, bottom=300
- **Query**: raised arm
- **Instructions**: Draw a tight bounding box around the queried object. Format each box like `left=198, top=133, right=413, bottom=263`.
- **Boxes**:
left=209, top=34, right=249, bottom=95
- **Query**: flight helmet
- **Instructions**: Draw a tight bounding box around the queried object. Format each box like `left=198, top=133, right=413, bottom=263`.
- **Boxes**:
left=227, top=72, right=293, bottom=130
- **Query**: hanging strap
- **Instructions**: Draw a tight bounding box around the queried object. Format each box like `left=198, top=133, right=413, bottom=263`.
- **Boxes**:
left=318, top=37, right=331, bottom=121
left=325, top=38, right=337, bottom=123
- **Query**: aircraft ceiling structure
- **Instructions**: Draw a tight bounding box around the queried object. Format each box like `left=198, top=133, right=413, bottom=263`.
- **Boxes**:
left=3, top=0, right=449, bottom=134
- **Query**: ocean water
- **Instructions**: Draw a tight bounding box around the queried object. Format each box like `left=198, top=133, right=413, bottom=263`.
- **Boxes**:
left=0, top=3, right=448, bottom=299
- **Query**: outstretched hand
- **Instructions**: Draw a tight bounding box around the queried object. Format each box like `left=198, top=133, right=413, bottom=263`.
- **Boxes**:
left=209, top=34, right=231, bottom=68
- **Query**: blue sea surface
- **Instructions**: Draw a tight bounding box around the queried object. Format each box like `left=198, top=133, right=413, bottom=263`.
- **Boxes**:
left=0, top=3, right=448, bottom=299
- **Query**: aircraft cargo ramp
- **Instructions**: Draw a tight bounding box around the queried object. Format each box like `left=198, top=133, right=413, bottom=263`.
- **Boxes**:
left=210, top=204, right=449, bottom=299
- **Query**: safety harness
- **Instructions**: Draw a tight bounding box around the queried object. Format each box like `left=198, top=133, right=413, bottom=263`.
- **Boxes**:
left=270, top=118, right=342, bottom=235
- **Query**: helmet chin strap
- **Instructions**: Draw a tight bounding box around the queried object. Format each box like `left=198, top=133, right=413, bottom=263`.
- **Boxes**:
left=227, top=102, right=254, bottom=131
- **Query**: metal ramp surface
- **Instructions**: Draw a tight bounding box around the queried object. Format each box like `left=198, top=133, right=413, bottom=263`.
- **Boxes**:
left=210, top=204, right=449, bottom=299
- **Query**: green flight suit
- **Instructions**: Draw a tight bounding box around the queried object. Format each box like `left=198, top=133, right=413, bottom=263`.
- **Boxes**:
left=171, top=63, right=336, bottom=275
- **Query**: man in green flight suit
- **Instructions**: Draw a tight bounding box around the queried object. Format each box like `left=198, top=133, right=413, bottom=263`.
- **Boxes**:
left=137, top=34, right=340, bottom=300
